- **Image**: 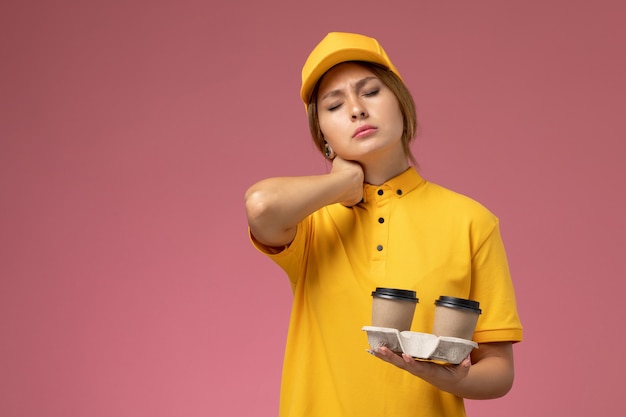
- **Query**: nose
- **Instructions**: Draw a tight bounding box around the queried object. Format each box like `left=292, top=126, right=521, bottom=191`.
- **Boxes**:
left=351, top=110, right=367, bottom=120
left=350, top=99, right=368, bottom=120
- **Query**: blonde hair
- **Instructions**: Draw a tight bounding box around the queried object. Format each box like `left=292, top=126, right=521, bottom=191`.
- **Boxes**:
left=307, top=61, right=418, bottom=166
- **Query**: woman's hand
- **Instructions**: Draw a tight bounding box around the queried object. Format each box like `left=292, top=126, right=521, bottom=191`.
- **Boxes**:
left=245, top=155, right=365, bottom=248
left=330, top=156, right=364, bottom=207
left=370, top=342, right=515, bottom=399
left=371, top=346, right=471, bottom=391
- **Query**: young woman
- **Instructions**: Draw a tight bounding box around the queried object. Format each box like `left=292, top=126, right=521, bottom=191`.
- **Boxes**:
left=245, top=32, right=523, bottom=417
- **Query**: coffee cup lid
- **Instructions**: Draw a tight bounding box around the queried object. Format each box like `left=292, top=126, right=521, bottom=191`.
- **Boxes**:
left=435, top=296, right=481, bottom=314
left=372, top=287, right=419, bottom=303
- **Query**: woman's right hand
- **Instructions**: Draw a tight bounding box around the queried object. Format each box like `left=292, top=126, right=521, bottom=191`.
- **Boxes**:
left=245, top=155, right=364, bottom=248
left=330, top=156, right=364, bottom=207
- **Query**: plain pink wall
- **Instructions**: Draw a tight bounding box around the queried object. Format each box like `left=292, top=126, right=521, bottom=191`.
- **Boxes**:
left=1, top=0, right=624, bottom=416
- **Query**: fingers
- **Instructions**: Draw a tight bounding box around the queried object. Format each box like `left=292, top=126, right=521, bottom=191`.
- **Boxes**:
left=460, top=355, right=471, bottom=369
left=369, top=347, right=471, bottom=382
left=371, top=347, right=418, bottom=370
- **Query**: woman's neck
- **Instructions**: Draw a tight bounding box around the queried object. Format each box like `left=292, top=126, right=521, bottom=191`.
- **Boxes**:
left=361, top=152, right=410, bottom=185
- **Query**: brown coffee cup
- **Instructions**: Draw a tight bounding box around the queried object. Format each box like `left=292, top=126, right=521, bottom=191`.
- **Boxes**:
left=371, top=288, right=419, bottom=331
left=432, top=296, right=482, bottom=340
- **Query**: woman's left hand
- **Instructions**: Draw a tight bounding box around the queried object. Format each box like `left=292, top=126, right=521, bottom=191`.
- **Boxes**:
left=370, top=342, right=515, bottom=399
left=371, top=346, right=471, bottom=387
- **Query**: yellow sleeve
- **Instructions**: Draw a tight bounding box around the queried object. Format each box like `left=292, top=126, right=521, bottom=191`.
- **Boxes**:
left=470, top=219, right=523, bottom=343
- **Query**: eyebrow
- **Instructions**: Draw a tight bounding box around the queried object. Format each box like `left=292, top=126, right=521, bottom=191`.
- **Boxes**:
left=320, top=76, right=378, bottom=101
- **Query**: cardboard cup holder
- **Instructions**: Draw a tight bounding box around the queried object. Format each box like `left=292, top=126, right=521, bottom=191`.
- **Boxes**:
left=366, top=292, right=481, bottom=363
left=362, top=326, right=478, bottom=364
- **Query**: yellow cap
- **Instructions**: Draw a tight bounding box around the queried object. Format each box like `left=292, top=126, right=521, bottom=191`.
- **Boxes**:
left=300, top=32, right=402, bottom=105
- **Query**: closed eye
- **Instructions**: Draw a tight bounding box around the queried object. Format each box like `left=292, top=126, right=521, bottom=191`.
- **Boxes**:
left=363, top=88, right=379, bottom=97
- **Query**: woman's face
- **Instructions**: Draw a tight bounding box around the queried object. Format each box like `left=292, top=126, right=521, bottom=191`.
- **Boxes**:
left=316, top=62, right=404, bottom=163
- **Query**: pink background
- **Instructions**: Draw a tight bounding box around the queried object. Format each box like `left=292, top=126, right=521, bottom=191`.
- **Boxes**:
left=1, top=0, right=624, bottom=415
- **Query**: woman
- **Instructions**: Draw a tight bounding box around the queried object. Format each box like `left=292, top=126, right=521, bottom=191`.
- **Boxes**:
left=245, top=32, right=523, bottom=417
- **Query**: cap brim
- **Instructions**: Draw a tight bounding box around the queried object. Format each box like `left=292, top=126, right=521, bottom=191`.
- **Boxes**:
left=300, top=49, right=394, bottom=104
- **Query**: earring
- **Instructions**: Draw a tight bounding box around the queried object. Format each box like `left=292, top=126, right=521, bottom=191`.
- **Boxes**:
left=324, top=143, right=335, bottom=160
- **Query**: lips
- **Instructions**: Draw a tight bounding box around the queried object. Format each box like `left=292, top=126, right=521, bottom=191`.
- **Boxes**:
left=352, top=124, right=377, bottom=138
